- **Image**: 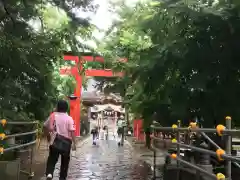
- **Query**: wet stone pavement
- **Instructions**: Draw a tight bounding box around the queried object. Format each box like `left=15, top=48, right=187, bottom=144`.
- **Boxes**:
left=40, top=136, right=153, bottom=180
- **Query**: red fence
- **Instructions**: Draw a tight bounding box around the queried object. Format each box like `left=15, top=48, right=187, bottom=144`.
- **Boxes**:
left=133, top=119, right=145, bottom=141
left=133, top=119, right=163, bottom=143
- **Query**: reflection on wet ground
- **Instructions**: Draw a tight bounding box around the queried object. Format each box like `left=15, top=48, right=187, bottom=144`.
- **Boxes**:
left=41, top=137, right=153, bottom=180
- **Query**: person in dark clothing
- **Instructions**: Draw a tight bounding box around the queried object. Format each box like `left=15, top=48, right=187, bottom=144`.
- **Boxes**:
left=43, top=100, right=76, bottom=180
left=91, top=126, right=98, bottom=145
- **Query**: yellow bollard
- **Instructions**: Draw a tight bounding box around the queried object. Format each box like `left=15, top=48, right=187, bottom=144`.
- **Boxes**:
left=0, top=119, right=7, bottom=126
left=0, top=147, right=3, bottom=154
left=216, top=149, right=225, bottom=161
left=0, top=133, right=6, bottom=140
left=170, top=153, right=177, bottom=159
left=216, top=173, right=225, bottom=180
left=225, top=116, right=231, bottom=121
left=172, top=124, right=178, bottom=128
left=216, top=124, right=225, bottom=136
left=189, top=122, right=197, bottom=128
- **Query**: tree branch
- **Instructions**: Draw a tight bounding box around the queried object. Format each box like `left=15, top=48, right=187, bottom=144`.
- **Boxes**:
left=1, top=0, right=15, bottom=25
left=52, top=0, right=90, bottom=27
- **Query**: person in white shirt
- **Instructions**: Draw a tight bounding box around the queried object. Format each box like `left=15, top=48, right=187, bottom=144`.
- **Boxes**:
left=102, top=117, right=109, bottom=140
left=116, top=116, right=125, bottom=146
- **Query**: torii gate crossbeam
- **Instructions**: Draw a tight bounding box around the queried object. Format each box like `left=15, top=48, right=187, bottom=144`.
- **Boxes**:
left=60, top=55, right=126, bottom=136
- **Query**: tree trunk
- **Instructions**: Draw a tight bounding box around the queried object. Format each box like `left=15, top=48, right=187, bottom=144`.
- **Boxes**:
left=145, top=130, right=151, bottom=149
left=143, top=116, right=153, bottom=149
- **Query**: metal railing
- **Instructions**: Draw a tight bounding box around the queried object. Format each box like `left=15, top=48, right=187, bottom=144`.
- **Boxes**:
left=0, top=119, right=38, bottom=179
left=151, top=116, right=240, bottom=180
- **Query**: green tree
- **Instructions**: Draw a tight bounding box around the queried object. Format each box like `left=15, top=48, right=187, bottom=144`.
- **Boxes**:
left=0, top=0, right=97, bottom=122
left=98, top=0, right=240, bottom=147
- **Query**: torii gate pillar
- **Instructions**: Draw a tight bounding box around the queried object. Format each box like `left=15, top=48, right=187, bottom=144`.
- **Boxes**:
left=60, top=55, right=126, bottom=136
left=61, top=63, right=82, bottom=136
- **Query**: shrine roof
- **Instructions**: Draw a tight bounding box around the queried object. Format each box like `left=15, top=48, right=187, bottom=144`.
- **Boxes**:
left=81, top=91, right=122, bottom=103
left=91, top=104, right=125, bottom=113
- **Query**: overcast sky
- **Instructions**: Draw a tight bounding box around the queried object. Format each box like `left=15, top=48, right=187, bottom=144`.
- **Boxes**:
left=79, top=0, right=140, bottom=92
left=80, top=0, right=112, bottom=92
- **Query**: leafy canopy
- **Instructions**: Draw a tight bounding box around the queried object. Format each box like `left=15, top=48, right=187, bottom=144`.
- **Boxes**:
left=0, top=0, right=98, bottom=121
left=98, top=0, right=240, bottom=127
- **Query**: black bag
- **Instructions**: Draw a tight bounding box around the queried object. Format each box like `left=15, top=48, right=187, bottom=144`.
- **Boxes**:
left=117, top=127, right=124, bottom=135
left=50, top=113, right=72, bottom=153
left=52, top=134, right=72, bottom=154
left=91, top=128, right=98, bottom=134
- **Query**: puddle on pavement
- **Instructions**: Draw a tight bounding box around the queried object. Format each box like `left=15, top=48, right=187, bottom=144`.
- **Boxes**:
left=40, top=139, right=163, bottom=180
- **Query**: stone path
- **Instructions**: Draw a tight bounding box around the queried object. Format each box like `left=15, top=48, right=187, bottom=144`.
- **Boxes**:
left=40, top=136, right=153, bottom=180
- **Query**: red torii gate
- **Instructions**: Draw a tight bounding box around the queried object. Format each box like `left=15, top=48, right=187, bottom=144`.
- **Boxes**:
left=60, top=55, right=126, bottom=136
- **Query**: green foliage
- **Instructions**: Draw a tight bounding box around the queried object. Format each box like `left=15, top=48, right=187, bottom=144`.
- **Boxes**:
left=0, top=0, right=97, bottom=121
left=99, top=0, right=240, bottom=127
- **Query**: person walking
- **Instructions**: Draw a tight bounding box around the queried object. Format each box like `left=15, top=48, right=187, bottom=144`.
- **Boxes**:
left=91, top=125, right=98, bottom=145
left=116, top=115, right=125, bottom=146
left=103, top=125, right=108, bottom=140
left=43, top=100, right=77, bottom=180
left=90, top=115, right=98, bottom=145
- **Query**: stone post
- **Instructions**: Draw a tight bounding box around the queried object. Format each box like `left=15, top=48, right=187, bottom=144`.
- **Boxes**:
left=197, top=141, right=213, bottom=180
left=225, top=116, right=232, bottom=180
